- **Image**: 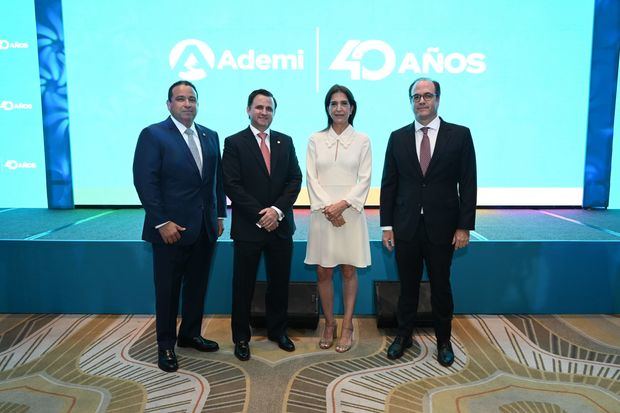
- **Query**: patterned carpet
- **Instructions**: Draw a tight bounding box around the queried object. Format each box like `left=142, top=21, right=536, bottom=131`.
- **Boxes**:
left=0, top=315, right=618, bottom=412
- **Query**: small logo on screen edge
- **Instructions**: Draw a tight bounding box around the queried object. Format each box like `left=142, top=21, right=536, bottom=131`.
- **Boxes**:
left=4, top=160, right=37, bottom=170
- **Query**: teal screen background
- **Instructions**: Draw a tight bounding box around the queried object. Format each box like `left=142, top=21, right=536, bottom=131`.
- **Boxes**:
left=0, top=2, right=47, bottom=208
left=2, top=0, right=597, bottom=206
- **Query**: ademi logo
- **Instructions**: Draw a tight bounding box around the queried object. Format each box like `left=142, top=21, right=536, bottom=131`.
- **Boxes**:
left=4, top=160, right=37, bottom=170
left=169, top=39, right=216, bottom=80
left=170, top=39, right=304, bottom=81
left=330, top=40, right=486, bottom=80
left=0, top=100, right=32, bottom=111
left=0, top=39, right=29, bottom=50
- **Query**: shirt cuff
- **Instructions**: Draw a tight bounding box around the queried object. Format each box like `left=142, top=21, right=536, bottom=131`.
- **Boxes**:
left=271, top=206, right=284, bottom=221
left=381, top=226, right=393, bottom=231
left=155, top=221, right=170, bottom=229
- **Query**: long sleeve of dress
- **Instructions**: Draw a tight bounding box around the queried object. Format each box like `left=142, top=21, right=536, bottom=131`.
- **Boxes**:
left=306, top=136, right=332, bottom=211
left=344, top=136, right=372, bottom=212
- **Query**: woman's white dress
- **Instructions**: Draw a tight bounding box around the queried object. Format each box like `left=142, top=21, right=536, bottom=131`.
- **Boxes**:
left=304, top=125, right=372, bottom=268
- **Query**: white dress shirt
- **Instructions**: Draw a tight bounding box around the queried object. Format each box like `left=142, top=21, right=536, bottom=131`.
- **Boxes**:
left=249, top=124, right=283, bottom=222
left=414, top=116, right=440, bottom=162
left=170, top=116, right=202, bottom=166
left=249, top=124, right=271, bottom=151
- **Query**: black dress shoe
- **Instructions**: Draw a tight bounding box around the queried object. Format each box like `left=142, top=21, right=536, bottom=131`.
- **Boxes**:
left=234, top=341, right=250, bottom=361
left=158, top=349, right=178, bottom=372
left=177, top=336, right=219, bottom=352
left=269, top=335, right=295, bottom=352
left=387, top=336, right=413, bottom=360
left=437, top=341, right=455, bottom=367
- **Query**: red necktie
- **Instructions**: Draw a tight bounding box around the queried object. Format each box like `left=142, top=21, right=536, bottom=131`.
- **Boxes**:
left=419, top=127, right=431, bottom=175
left=258, top=132, right=271, bottom=174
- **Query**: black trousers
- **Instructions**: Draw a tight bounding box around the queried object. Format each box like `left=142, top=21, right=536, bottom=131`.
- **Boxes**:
left=231, top=235, right=293, bottom=343
left=394, top=216, right=455, bottom=343
left=152, top=227, right=215, bottom=350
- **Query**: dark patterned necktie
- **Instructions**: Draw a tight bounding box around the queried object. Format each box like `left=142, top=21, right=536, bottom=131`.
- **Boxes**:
left=419, top=127, right=430, bottom=175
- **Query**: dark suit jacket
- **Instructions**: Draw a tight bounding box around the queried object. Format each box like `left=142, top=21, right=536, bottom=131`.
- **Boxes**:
left=133, top=116, right=226, bottom=245
left=222, top=127, right=302, bottom=242
left=380, top=118, right=477, bottom=244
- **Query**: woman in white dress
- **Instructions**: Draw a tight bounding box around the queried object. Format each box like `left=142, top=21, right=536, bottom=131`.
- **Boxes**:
left=305, top=85, right=371, bottom=352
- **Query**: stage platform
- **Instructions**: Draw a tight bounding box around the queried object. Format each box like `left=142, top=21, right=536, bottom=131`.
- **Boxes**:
left=1, top=208, right=619, bottom=314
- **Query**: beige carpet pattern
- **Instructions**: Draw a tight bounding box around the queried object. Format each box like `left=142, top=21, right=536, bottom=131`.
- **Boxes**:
left=0, top=315, right=618, bottom=413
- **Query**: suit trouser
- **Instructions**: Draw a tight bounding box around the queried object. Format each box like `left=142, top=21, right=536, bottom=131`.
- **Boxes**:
left=152, top=227, right=215, bottom=350
left=394, top=216, right=455, bottom=343
left=231, top=235, right=293, bottom=343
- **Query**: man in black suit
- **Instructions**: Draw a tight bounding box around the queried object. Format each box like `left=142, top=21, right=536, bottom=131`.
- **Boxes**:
left=133, top=80, right=226, bottom=372
left=380, top=78, right=477, bottom=366
left=222, top=89, right=302, bottom=361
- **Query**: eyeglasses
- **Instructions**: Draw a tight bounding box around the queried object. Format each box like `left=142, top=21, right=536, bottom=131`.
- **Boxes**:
left=410, top=93, right=437, bottom=102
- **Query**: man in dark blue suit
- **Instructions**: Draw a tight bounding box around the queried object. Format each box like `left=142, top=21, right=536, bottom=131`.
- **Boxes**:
left=133, top=80, right=226, bottom=372
left=380, top=78, right=477, bottom=366
left=222, top=89, right=302, bottom=361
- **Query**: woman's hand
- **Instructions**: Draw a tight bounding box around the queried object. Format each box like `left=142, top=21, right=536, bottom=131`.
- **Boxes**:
left=329, top=215, right=346, bottom=227
left=323, top=200, right=349, bottom=221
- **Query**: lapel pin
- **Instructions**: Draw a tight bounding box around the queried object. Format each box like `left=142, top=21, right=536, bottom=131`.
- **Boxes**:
left=277, top=140, right=281, bottom=144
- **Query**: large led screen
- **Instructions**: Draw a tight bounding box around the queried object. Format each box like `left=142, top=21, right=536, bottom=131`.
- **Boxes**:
left=62, top=0, right=595, bottom=205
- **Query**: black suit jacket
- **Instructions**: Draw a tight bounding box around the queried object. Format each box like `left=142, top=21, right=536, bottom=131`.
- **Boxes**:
left=222, top=127, right=302, bottom=242
left=380, top=118, right=477, bottom=244
left=133, top=116, right=226, bottom=245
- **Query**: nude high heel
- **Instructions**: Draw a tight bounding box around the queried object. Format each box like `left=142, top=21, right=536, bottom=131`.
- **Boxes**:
left=319, top=323, right=338, bottom=350
left=335, top=327, right=354, bottom=353
left=319, top=322, right=337, bottom=349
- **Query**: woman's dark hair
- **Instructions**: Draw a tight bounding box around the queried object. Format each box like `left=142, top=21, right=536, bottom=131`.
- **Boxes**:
left=324, top=84, right=357, bottom=129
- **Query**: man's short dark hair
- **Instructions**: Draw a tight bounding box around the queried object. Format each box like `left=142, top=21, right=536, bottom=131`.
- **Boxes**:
left=409, top=78, right=441, bottom=100
left=247, top=89, right=277, bottom=110
left=168, top=80, right=198, bottom=102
